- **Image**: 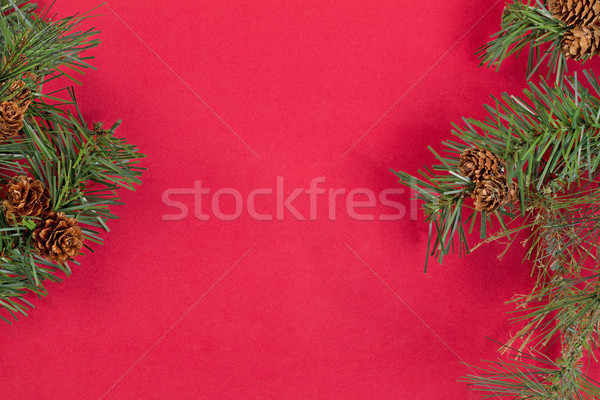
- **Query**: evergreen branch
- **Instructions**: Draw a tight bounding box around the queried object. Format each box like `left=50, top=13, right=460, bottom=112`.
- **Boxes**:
left=0, top=0, right=100, bottom=84
left=478, top=0, right=569, bottom=83
left=0, top=3, right=145, bottom=322
left=393, top=72, right=600, bottom=267
left=462, top=349, right=600, bottom=399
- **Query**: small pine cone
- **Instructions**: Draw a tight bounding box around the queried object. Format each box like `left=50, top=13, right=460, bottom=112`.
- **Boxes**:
left=32, top=212, right=84, bottom=264
left=548, top=0, right=600, bottom=26
left=3, top=176, right=50, bottom=225
left=7, top=80, right=32, bottom=110
left=561, top=25, right=600, bottom=60
left=472, top=175, right=511, bottom=213
left=0, top=101, right=24, bottom=140
left=458, top=147, right=505, bottom=182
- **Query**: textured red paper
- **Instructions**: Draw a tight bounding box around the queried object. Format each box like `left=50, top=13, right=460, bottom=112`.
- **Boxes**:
left=1, top=1, right=599, bottom=399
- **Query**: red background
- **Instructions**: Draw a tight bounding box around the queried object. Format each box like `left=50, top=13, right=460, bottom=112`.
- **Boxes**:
left=1, top=1, right=599, bottom=399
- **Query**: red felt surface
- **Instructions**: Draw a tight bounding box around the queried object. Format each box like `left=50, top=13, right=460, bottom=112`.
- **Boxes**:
left=1, top=0, right=599, bottom=399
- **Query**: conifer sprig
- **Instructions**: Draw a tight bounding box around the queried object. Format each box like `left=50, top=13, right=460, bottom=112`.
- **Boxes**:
left=392, top=72, right=600, bottom=268
left=393, top=70, right=600, bottom=397
left=478, top=0, right=569, bottom=83
left=462, top=347, right=600, bottom=399
left=0, top=1, right=145, bottom=322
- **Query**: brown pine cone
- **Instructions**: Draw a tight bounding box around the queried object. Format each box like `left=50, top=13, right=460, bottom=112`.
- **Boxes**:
left=3, top=176, right=50, bottom=225
left=0, top=101, right=24, bottom=140
left=472, top=175, right=516, bottom=213
left=7, top=80, right=33, bottom=111
left=548, top=0, right=600, bottom=26
left=458, top=147, right=505, bottom=183
left=561, top=25, right=600, bottom=60
left=32, top=212, right=84, bottom=264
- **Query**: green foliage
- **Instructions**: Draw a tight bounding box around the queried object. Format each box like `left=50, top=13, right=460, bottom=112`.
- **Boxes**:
left=392, top=70, right=600, bottom=398
left=0, top=0, right=100, bottom=85
left=393, top=0, right=600, bottom=396
left=0, top=1, right=144, bottom=323
left=479, top=0, right=600, bottom=81
left=392, top=72, right=600, bottom=267
left=478, top=0, right=570, bottom=83
left=462, top=347, right=600, bottom=399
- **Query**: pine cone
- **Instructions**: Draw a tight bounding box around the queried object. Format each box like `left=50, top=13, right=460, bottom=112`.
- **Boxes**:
left=472, top=175, right=514, bottom=213
left=0, top=101, right=24, bottom=140
left=32, top=212, right=84, bottom=263
left=548, top=0, right=600, bottom=25
left=7, top=80, right=32, bottom=110
left=561, top=25, right=600, bottom=60
left=458, top=147, right=505, bottom=182
left=3, top=176, right=50, bottom=225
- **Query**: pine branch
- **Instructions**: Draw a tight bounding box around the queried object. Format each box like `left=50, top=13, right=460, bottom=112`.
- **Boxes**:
left=392, top=72, right=600, bottom=267
left=0, top=3, right=145, bottom=322
left=478, top=0, right=569, bottom=83
left=0, top=0, right=100, bottom=85
left=392, top=70, right=600, bottom=397
left=462, top=348, right=600, bottom=399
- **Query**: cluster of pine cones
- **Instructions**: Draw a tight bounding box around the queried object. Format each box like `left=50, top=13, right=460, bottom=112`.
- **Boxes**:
left=2, top=175, right=84, bottom=264
left=0, top=78, right=83, bottom=264
left=458, top=148, right=518, bottom=213
left=549, top=0, right=600, bottom=60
